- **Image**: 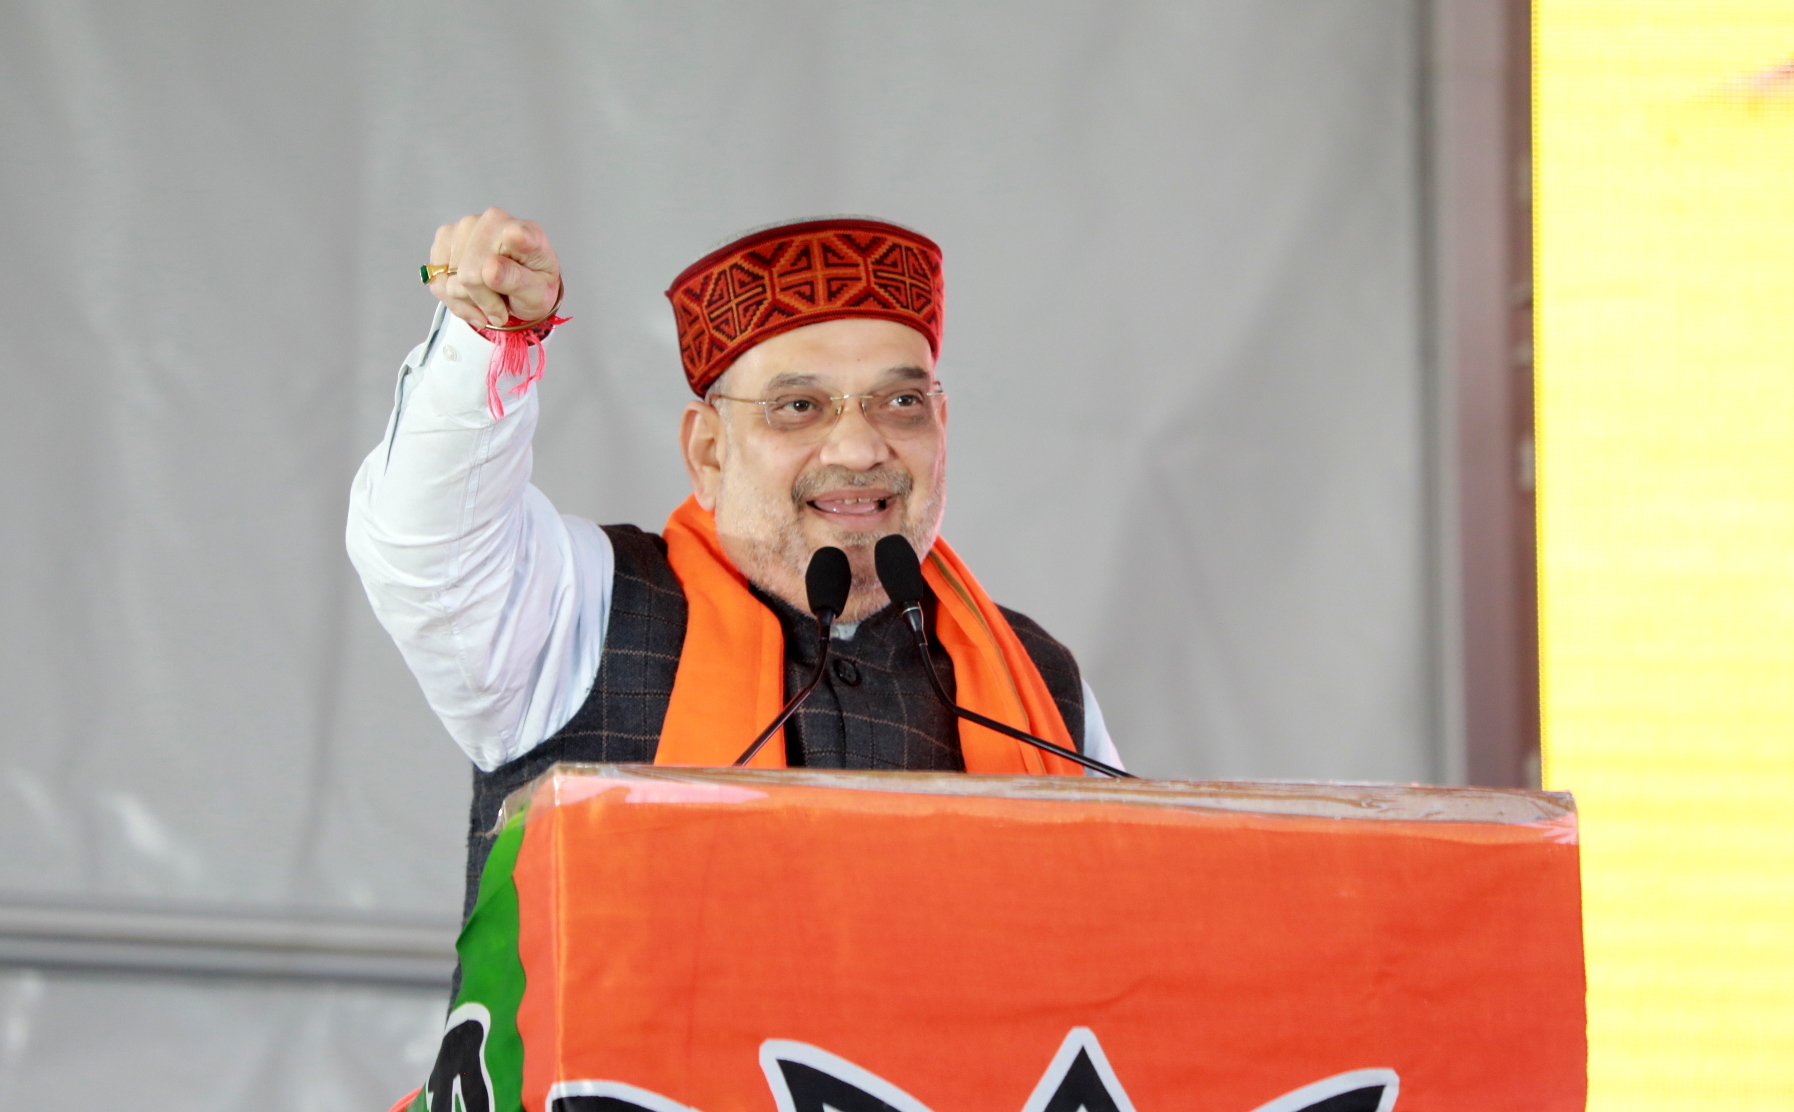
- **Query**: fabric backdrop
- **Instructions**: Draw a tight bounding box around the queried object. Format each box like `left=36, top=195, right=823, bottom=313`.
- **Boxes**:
left=0, top=1, right=1428, bottom=1107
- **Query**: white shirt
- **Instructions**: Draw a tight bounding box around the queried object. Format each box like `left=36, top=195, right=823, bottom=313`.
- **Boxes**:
left=346, top=306, right=1121, bottom=774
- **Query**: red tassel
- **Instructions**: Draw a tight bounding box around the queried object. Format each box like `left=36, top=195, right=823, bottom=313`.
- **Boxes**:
left=478, top=314, right=569, bottom=419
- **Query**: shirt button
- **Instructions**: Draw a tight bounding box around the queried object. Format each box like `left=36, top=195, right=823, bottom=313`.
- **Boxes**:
left=832, top=659, right=862, bottom=686
left=442, top=344, right=459, bottom=362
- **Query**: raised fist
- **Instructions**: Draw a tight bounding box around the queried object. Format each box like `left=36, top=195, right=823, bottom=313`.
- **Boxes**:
left=426, top=207, right=562, bottom=329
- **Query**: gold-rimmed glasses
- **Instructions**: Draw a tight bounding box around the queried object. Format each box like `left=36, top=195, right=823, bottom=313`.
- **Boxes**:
left=710, top=386, right=947, bottom=440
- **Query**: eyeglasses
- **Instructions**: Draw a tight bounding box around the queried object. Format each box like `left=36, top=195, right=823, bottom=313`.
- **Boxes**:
left=710, top=386, right=947, bottom=439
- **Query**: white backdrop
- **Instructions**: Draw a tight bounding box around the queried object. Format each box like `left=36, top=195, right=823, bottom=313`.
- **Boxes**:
left=0, top=1, right=1427, bottom=1106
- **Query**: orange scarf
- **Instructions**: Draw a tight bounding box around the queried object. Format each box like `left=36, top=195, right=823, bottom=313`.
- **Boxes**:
left=651, top=496, right=1083, bottom=775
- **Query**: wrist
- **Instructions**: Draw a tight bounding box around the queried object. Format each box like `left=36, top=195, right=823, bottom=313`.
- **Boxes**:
left=475, top=319, right=559, bottom=343
left=477, top=276, right=565, bottom=338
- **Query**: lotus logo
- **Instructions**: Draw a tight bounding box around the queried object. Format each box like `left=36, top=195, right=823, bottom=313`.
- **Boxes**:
left=544, top=1029, right=1398, bottom=1112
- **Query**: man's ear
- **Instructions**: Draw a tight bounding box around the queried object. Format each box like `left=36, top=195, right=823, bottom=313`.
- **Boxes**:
left=681, top=401, right=725, bottom=511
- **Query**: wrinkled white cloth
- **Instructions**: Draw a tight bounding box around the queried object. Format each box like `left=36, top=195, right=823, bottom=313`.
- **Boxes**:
left=346, top=306, right=1122, bottom=774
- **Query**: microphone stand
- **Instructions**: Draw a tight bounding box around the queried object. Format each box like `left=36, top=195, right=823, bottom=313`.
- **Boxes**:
left=895, top=604, right=1134, bottom=779
left=733, top=608, right=837, bottom=767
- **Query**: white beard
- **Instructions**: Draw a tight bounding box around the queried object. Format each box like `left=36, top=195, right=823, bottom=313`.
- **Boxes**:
left=716, top=461, right=947, bottom=623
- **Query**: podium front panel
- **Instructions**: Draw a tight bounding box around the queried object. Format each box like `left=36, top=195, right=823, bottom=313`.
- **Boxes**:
left=411, top=766, right=1583, bottom=1112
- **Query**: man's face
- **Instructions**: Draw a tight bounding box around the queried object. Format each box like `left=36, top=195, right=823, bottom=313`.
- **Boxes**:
left=680, top=318, right=948, bottom=622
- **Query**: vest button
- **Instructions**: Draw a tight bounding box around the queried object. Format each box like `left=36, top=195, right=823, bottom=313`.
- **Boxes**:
left=831, top=659, right=862, bottom=686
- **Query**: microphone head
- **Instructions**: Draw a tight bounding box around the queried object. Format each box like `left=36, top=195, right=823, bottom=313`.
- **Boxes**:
left=874, top=534, right=927, bottom=607
left=804, top=546, right=852, bottom=620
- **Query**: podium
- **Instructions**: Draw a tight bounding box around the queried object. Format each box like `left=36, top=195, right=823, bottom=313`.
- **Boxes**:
left=404, top=766, right=1584, bottom=1112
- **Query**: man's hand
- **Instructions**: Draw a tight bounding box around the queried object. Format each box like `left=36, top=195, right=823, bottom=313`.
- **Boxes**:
left=427, top=208, right=562, bottom=329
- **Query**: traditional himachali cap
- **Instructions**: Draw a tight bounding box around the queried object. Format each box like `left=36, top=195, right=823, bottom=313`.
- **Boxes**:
left=664, top=216, right=945, bottom=396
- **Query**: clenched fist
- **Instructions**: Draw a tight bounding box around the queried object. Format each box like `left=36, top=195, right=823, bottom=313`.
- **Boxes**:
left=427, top=207, right=562, bottom=329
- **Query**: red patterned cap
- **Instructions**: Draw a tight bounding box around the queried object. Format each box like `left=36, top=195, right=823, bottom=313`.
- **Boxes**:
left=665, top=217, right=944, bottom=396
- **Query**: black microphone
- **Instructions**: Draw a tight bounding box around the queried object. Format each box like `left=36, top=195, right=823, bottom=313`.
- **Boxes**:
left=873, top=534, right=1132, bottom=778
left=733, top=546, right=853, bottom=766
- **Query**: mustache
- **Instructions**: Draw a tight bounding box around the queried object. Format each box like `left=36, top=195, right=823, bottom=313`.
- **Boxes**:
left=790, top=466, right=914, bottom=506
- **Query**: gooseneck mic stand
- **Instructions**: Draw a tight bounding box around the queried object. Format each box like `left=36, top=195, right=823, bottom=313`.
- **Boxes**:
left=734, top=546, right=854, bottom=767
left=872, top=536, right=1134, bottom=779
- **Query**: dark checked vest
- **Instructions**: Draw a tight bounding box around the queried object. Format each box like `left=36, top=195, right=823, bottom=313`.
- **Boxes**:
left=459, top=524, right=1087, bottom=922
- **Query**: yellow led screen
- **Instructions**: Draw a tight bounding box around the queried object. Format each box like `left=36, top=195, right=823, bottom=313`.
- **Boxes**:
left=1536, top=2, right=1794, bottom=1107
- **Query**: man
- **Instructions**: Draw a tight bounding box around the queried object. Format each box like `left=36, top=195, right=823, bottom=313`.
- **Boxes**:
left=346, top=209, right=1121, bottom=916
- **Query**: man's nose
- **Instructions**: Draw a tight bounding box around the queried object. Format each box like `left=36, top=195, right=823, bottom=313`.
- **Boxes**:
left=816, top=401, right=895, bottom=470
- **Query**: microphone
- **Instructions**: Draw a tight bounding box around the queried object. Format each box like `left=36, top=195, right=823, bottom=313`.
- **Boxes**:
left=873, top=535, right=1132, bottom=778
left=733, top=546, right=853, bottom=766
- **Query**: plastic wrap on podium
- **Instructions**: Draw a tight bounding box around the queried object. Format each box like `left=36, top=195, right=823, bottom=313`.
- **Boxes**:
left=398, top=766, right=1584, bottom=1112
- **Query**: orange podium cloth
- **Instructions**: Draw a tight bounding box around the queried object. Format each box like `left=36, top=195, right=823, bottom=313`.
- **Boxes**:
left=407, top=767, right=1585, bottom=1112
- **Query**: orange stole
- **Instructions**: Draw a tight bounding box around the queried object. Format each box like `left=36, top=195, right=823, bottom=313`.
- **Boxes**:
left=651, top=496, right=1082, bottom=774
